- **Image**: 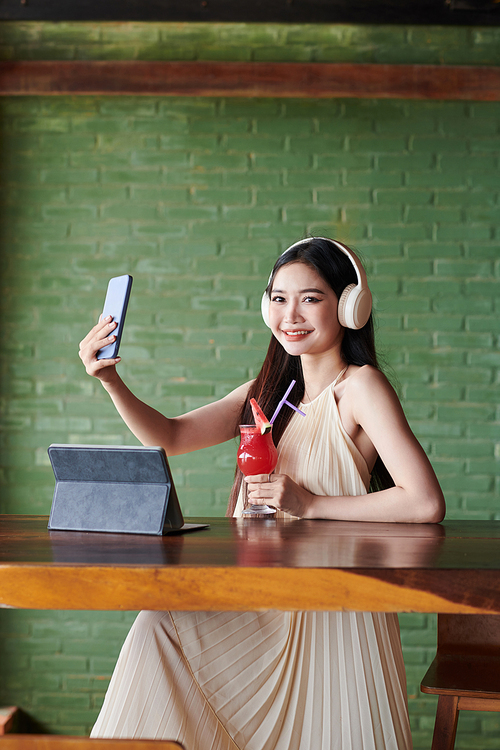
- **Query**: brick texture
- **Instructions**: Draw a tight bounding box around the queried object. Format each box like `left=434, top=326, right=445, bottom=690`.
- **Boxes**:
left=0, top=21, right=499, bottom=64
left=0, top=21, right=499, bottom=747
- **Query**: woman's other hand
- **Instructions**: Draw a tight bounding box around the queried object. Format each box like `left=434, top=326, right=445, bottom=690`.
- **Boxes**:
left=245, top=473, right=313, bottom=518
left=78, top=315, right=121, bottom=386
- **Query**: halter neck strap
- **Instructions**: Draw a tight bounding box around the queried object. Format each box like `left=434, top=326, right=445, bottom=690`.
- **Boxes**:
left=332, top=366, right=348, bottom=388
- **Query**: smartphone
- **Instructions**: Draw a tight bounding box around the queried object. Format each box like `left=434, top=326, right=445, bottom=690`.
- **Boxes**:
left=96, top=274, right=133, bottom=360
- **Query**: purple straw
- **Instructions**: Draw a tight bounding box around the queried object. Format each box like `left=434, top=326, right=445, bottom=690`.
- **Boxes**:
left=270, top=379, right=306, bottom=424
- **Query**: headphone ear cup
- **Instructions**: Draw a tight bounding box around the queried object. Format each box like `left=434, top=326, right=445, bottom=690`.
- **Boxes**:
left=338, top=285, right=372, bottom=330
left=261, top=292, right=271, bottom=328
left=337, top=284, right=356, bottom=328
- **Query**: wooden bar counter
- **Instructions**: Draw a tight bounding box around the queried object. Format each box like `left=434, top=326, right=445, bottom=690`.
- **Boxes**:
left=1, top=515, right=500, bottom=614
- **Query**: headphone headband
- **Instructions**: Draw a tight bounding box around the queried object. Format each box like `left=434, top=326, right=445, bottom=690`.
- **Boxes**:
left=261, top=237, right=372, bottom=330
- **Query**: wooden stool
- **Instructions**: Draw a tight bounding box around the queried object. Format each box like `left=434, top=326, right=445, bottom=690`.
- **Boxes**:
left=0, top=709, right=19, bottom=736
left=0, top=737, right=184, bottom=749
left=421, top=614, right=500, bottom=750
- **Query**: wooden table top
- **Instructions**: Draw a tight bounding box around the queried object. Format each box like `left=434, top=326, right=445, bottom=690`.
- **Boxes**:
left=1, top=515, right=500, bottom=614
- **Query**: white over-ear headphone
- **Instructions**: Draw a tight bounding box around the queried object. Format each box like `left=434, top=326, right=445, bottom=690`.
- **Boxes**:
left=261, top=237, right=372, bottom=331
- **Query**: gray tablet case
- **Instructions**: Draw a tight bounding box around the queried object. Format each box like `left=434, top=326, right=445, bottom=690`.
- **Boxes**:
left=47, top=444, right=209, bottom=536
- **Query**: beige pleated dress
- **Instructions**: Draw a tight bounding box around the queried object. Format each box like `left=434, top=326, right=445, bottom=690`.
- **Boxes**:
left=91, top=373, right=413, bottom=750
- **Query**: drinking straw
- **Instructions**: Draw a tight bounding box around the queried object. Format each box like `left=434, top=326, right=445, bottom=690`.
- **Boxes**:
left=270, top=380, right=306, bottom=424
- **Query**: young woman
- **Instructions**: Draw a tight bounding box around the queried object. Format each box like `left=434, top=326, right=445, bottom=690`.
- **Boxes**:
left=79, top=237, right=445, bottom=750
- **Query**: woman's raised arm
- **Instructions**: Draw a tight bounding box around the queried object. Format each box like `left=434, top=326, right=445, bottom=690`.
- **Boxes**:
left=79, top=315, right=250, bottom=455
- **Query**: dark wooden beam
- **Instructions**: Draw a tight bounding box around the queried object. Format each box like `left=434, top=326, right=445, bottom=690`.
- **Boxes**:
left=0, top=0, right=499, bottom=24
left=0, top=61, right=499, bottom=101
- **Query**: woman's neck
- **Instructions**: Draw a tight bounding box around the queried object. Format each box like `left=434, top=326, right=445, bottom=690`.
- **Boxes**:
left=300, top=349, right=347, bottom=403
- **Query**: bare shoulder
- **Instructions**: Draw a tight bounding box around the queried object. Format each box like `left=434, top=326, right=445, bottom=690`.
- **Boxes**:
left=344, top=365, right=403, bottom=420
left=345, top=364, right=395, bottom=395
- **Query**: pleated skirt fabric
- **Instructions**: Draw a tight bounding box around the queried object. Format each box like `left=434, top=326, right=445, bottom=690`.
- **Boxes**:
left=91, top=377, right=413, bottom=749
left=92, top=609, right=411, bottom=750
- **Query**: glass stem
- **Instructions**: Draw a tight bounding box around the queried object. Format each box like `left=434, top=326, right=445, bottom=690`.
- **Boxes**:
left=242, top=475, right=249, bottom=512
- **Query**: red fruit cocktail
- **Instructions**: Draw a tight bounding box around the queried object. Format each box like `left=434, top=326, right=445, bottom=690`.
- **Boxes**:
left=237, top=425, right=278, bottom=516
left=238, top=426, right=277, bottom=476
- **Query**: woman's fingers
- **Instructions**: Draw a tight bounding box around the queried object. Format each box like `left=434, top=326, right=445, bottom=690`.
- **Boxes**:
left=246, top=474, right=282, bottom=503
left=79, top=315, right=109, bottom=346
left=78, top=316, right=120, bottom=378
left=245, top=474, right=311, bottom=518
left=79, top=316, right=116, bottom=350
left=245, top=474, right=278, bottom=492
left=245, top=473, right=274, bottom=484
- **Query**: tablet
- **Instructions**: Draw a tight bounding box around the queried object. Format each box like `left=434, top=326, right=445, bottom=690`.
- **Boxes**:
left=47, top=444, right=209, bottom=536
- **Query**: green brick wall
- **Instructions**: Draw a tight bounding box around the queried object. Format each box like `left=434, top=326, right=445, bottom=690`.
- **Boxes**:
left=0, top=21, right=499, bottom=747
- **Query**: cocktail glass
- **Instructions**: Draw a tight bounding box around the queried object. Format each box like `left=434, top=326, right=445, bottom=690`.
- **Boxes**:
left=237, top=425, right=278, bottom=516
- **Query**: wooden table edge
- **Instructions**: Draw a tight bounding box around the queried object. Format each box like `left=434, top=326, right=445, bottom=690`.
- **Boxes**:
left=1, top=564, right=498, bottom=613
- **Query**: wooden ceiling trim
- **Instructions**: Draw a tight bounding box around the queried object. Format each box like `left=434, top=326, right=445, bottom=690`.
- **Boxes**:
left=0, top=0, right=499, bottom=24
left=0, top=61, right=499, bottom=101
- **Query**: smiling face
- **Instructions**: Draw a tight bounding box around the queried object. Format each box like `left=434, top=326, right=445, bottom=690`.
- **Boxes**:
left=268, top=261, right=344, bottom=358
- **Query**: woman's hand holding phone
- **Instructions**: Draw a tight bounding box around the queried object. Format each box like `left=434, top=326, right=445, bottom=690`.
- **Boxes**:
left=79, top=274, right=133, bottom=386
left=78, top=315, right=121, bottom=385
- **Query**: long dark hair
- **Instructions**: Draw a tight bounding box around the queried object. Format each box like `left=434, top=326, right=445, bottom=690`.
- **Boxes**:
left=226, top=237, right=394, bottom=516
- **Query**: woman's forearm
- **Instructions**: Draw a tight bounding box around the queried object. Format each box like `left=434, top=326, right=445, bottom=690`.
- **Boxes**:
left=100, top=371, right=248, bottom=456
left=302, top=484, right=445, bottom=524
left=101, top=375, right=180, bottom=452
